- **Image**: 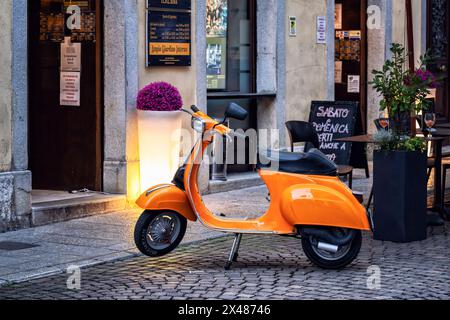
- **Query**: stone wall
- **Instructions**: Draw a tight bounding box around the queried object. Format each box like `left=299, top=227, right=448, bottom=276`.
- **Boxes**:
left=0, top=0, right=31, bottom=232
left=0, top=172, right=31, bottom=233
left=283, top=0, right=329, bottom=148
left=0, top=1, right=13, bottom=173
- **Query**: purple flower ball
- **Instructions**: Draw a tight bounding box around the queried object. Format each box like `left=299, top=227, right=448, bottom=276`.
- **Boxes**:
left=136, top=82, right=183, bottom=111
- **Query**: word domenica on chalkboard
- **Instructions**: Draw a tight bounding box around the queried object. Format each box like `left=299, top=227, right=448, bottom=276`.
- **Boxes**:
left=309, top=101, right=358, bottom=165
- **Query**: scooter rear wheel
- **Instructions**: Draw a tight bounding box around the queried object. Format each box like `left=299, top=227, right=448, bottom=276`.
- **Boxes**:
left=301, top=229, right=362, bottom=269
left=134, top=211, right=187, bottom=257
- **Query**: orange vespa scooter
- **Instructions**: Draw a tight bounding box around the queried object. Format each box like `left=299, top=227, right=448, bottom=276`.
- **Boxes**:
left=134, top=104, right=373, bottom=270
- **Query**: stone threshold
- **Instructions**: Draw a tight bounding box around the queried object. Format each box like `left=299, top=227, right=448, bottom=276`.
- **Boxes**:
left=31, top=192, right=127, bottom=227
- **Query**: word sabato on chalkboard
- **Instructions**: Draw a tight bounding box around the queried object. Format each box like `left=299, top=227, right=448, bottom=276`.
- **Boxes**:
left=309, top=101, right=358, bottom=165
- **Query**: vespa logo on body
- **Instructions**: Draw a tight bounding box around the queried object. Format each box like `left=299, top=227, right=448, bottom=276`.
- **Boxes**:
left=67, top=265, right=81, bottom=290
left=66, top=5, right=81, bottom=30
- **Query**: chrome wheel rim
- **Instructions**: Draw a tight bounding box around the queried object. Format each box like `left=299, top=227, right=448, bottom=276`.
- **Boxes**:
left=146, top=213, right=182, bottom=250
left=310, top=229, right=353, bottom=261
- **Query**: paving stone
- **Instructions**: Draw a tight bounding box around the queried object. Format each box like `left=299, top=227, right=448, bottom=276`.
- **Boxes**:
left=0, top=229, right=449, bottom=300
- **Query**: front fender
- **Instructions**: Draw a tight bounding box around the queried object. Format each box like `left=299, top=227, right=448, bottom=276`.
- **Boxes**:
left=280, top=184, right=371, bottom=231
left=136, top=185, right=197, bottom=222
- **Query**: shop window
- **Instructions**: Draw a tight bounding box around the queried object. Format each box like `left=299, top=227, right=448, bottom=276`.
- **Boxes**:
left=206, top=0, right=256, bottom=93
left=206, top=0, right=257, bottom=175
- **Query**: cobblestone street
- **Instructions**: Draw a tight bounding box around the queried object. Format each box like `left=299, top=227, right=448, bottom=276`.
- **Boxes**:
left=0, top=226, right=449, bottom=300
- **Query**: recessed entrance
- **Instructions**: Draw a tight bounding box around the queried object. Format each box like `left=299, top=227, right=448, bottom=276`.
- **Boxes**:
left=28, top=0, right=103, bottom=192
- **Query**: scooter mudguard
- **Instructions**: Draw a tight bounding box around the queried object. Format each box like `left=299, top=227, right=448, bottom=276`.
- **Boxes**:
left=136, top=184, right=197, bottom=222
left=280, top=184, right=371, bottom=231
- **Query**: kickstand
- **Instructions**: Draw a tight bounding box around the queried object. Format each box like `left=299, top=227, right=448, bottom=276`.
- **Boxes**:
left=225, top=234, right=243, bottom=271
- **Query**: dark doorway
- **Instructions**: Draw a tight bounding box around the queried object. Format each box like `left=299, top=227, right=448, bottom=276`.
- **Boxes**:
left=334, top=0, right=369, bottom=175
left=334, top=0, right=367, bottom=132
left=427, top=0, right=449, bottom=125
left=28, top=0, right=103, bottom=191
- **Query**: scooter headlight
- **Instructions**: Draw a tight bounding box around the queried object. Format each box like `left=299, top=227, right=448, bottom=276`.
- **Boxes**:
left=192, top=117, right=206, bottom=133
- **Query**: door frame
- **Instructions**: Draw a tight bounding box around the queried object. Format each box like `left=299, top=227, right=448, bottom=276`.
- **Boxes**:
left=94, top=0, right=104, bottom=190
left=426, top=0, right=450, bottom=124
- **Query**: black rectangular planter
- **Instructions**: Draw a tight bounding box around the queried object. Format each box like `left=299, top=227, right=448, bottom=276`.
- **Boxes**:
left=373, top=150, right=427, bottom=242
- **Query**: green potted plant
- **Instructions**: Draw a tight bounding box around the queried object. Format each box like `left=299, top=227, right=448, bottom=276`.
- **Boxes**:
left=136, top=82, right=183, bottom=192
left=370, top=43, right=440, bottom=242
left=370, top=43, right=437, bottom=136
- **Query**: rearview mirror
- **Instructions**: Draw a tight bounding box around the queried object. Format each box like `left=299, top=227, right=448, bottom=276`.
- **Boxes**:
left=225, top=103, right=248, bottom=121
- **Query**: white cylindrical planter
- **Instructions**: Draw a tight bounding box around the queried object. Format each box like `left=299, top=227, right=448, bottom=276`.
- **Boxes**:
left=138, top=110, right=183, bottom=192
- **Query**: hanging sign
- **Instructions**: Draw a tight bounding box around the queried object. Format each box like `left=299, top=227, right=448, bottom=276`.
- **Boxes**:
left=335, top=4, right=343, bottom=29
left=289, top=16, right=297, bottom=37
left=347, top=75, right=360, bottom=93
left=146, top=1, right=192, bottom=67
left=61, top=38, right=81, bottom=71
left=335, top=61, right=343, bottom=84
left=316, top=16, right=327, bottom=44
left=60, top=71, right=81, bottom=106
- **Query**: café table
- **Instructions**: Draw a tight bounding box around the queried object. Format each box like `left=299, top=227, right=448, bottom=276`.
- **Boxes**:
left=436, top=123, right=450, bottom=129
left=335, top=134, right=448, bottom=225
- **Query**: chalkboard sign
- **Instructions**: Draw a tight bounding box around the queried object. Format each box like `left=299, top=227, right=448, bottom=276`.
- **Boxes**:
left=309, top=101, right=359, bottom=165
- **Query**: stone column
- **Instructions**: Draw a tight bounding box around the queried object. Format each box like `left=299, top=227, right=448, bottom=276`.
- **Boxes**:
left=367, top=0, right=391, bottom=136
left=256, top=0, right=285, bottom=150
left=0, top=0, right=31, bottom=232
left=103, top=0, right=139, bottom=198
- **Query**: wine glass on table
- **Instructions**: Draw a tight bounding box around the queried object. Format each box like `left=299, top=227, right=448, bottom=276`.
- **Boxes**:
left=378, top=112, right=389, bottom=131
left=424, top=112, right=437, bottom=135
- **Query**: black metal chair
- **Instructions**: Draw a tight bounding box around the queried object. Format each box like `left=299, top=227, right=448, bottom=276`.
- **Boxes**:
left=286, top=121, right=354, bottom=188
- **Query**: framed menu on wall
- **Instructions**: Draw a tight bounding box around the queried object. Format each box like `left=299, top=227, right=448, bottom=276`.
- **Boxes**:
left=146, top=1, right=192, bottom=66
left=147, top=0, right=191, bottom=10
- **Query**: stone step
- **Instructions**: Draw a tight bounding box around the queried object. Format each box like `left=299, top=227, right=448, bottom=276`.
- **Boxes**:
left=31, top=194, right=127, bottom=227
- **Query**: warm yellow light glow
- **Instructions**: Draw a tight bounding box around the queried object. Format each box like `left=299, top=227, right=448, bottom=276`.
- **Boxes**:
left=127, top=161, right=141, bottom=202
left=137, top=110, right=183, bottom=193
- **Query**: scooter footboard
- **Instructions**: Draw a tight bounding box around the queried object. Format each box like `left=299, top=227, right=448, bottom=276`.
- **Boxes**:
left=136, top=185, right=197, bottom=222
left=280, top=184, right=371, bottom=231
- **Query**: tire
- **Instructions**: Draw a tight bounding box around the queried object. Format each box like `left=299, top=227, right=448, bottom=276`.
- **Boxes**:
left=134, top=211, right=187, bottom=257
left=301, top=229, right=362, bottom=269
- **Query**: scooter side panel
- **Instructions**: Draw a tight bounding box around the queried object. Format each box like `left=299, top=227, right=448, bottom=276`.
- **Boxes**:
left=136, top=185, right=197, bottom=222
left=280, top=184, right=371, bottom=231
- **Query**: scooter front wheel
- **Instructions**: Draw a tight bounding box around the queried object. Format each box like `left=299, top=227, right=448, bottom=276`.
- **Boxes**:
left=301, top=229, right=362, bottom=269
left=134, top=211, right=187, bottom=257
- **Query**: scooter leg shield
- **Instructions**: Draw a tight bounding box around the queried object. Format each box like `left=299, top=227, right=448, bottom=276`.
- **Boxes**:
left=280, top=184, right=371, bottom=231
left=136, top=185, right=197, bottom=222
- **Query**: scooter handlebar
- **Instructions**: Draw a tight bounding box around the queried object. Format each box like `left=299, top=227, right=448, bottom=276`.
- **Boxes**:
left=191, top=105, right=200, bottom=113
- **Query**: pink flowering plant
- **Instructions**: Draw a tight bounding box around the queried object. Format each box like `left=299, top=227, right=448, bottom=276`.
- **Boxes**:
left=370, top=43, right=439, bottom=116
left=137, top=82, right=183, bottom=111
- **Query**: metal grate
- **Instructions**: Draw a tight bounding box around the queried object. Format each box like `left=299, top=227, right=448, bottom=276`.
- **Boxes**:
left=0, top=241, right=39, bottom=251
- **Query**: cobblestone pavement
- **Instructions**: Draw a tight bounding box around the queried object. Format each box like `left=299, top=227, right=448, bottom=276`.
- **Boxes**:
left=0, top=225, right=449, bottom=300
left=0, top=185, right=274, bottom=284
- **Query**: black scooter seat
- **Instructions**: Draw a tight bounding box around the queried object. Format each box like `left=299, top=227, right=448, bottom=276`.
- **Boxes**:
left=259, top=149, right=338, bottom=176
